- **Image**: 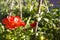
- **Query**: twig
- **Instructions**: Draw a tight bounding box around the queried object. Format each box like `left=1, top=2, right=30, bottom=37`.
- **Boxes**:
left=34, top=0, right=42, bottom=40
left=44, top=0, right=49, bottom=12
left=9, top=0, right=15, bottom=16
left=18, top=0, right=22, bottom=19
left=37, top=0, right=42, bottom=14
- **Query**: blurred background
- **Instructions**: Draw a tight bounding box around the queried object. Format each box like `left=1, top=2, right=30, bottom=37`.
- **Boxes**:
left=0, top=0, right=60, bottom=40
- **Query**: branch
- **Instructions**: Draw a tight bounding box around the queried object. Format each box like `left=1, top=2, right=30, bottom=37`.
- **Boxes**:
left=9, top=0, right=15, bottom=16
left=18, top=0, right=22, bottom=19
left=44, top=0, right=49, bottom=12
left=34, top=0, right=43, bottom=40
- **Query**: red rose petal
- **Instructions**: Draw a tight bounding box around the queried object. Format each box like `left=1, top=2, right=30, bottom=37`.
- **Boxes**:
left=7, top=16, right=14, bottom=22
left=30, top=21, right=37, bottom=28
left=6, top=24, right=16, bottom=30
left=20, top=22, right=26, bottom=26
left=2, top=18, right=9, bottom=25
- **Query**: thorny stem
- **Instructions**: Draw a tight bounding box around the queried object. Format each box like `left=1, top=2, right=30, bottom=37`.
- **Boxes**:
left=34, top=0, right=42, bottom=40
left=44, top=0, right=49, bottom=12
left=37, top=0, right=42, bottom=14
left=9, top=0, right=15, bottom=16
left=18, top=0, right=22, bottom=19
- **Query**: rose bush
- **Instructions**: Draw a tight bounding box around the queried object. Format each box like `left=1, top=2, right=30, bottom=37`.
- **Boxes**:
left=0, top=0, right=60, bottom=40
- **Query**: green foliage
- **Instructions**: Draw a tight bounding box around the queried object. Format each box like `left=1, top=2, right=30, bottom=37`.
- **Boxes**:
left=0, top=0, right=60, bottom=40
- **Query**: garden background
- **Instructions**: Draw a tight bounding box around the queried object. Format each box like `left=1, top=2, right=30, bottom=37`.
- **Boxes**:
left=0, top=0, right=60, bottom=40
